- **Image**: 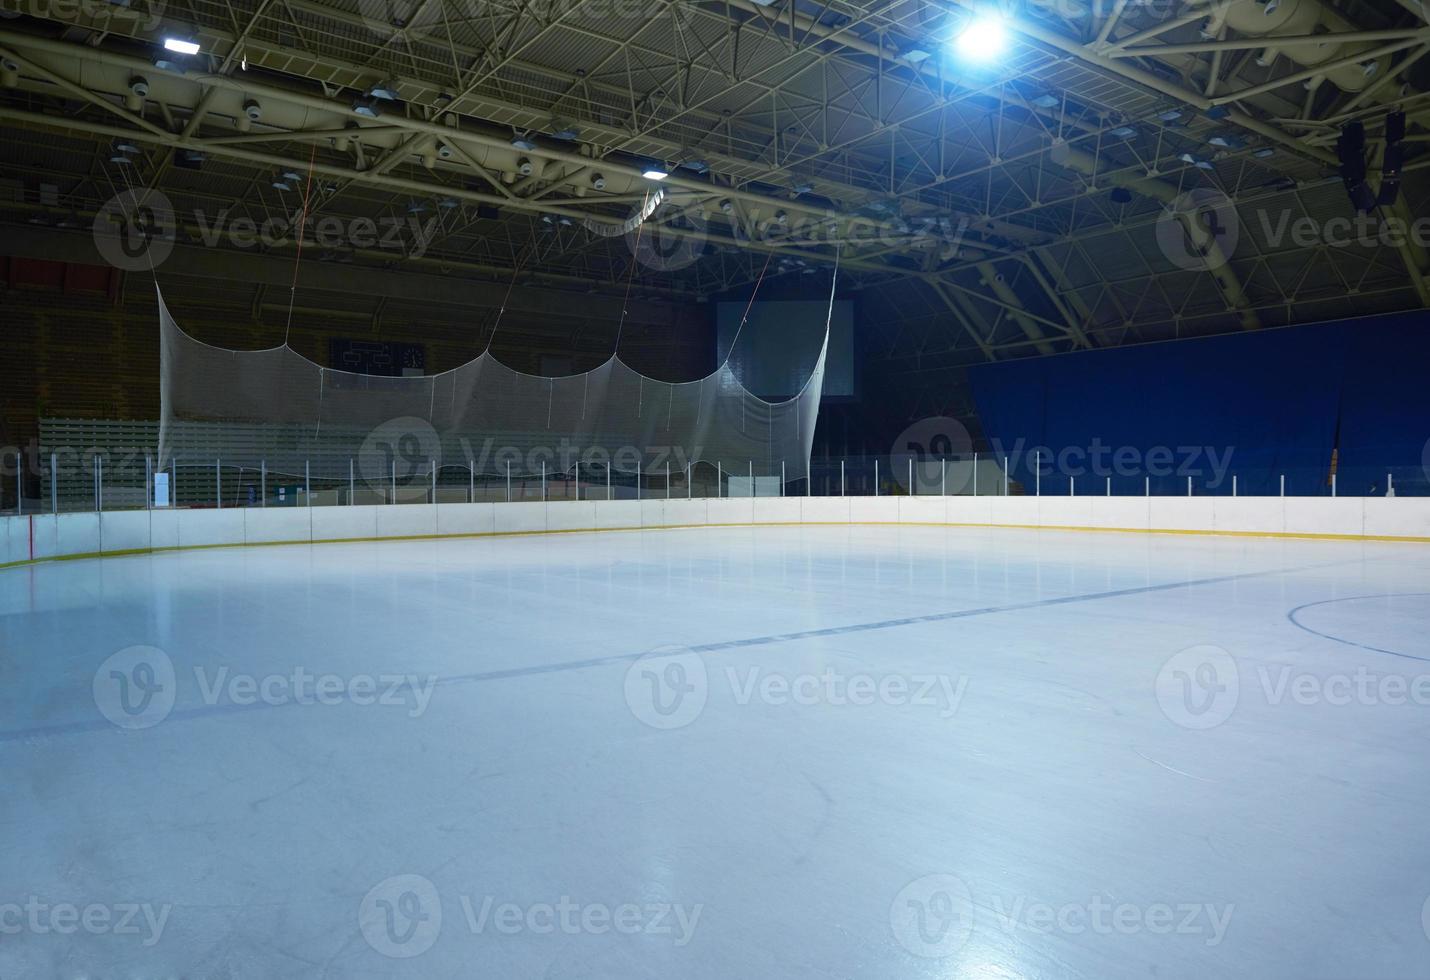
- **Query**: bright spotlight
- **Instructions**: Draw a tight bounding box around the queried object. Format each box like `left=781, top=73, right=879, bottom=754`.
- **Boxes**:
left=953, top=15, right=1007, bottom=61
left=641, top=168, right=669, bottom=180
left=162, top=37, right=201, bottom=55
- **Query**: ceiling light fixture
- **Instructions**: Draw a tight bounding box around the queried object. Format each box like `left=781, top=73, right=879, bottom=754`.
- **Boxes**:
left=162, top=37, right=201, bottom=55
left=952, top=13, right=1008, bottom=62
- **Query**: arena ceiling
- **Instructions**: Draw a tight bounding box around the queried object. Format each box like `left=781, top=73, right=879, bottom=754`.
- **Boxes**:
left=0, top=0, right=1426, bottom=401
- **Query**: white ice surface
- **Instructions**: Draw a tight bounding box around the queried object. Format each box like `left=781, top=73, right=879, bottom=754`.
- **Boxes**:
left=1, top=525, right=1429, bottom=979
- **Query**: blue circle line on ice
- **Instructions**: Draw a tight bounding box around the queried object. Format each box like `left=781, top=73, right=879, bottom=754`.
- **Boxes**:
left=0, top=555, right=1362, bottom=743
left=1285, top=593, right=1430, bottom=663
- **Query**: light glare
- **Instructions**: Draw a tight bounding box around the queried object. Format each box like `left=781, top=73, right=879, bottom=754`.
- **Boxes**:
left=953, top=16, right=1007, bottom=61
left=163, top=37, right=201, bottom=55
left=641, top=168, right=669, bottom=180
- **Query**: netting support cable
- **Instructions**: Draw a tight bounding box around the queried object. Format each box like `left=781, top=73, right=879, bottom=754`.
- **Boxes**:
left=282, top=142, right=319, bottom=348
left=612, top=189, right=650, bottom=357
left=484, top=250, right=529, bottom=354
left=721, top=250, right=774, bottom=365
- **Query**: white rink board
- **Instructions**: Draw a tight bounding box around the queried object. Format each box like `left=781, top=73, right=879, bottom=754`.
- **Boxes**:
left=2, top=496, right=1429, bottom=567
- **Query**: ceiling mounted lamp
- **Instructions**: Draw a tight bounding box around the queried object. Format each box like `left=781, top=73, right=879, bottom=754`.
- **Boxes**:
left=548, top=119, right=580, bottom=140
left=641, top=163, right=669, bottom=180
left=162, top=36, right=201, bottom=55
left=1108, top=126, right=1136, bottom=139
left=511, top=132, right=538, bottom=151
left=352, top=96, right=381, bottom=118
left=791, top=182, right=813, bottom=196
left=590, top=173, right=606, bottom=190
left=951, top=12, right=1008, bottom=62
left=367, top=80, right=400, bottom=101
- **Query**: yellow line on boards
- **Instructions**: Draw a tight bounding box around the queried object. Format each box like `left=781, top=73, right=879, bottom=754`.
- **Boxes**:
left=2, top=518, right=1427, bottom=570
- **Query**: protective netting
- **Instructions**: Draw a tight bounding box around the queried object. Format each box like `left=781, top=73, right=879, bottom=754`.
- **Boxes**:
left=156, top=286, right=828, bottom=491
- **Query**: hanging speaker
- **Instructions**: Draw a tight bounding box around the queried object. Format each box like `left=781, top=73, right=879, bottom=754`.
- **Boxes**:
left=1378, top=111, right=1406, bottom=207
left=1337, top=122, right=1376, bottom=214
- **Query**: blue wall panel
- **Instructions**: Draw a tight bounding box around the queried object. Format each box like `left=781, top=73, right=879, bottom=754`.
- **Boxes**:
left=968, top=312, right=1429, bottom=496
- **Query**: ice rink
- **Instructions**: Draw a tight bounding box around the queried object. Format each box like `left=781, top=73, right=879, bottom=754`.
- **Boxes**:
left=2, top=524, right=1428, bottom=979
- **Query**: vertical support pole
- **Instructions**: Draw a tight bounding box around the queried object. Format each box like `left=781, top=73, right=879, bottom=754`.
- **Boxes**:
left=1106, top=476, right=1110, bottom=496
left=781, top=460, right=785, bottom=497
left=806, top=460, right=810, bottom=497
left=1281, top=474, right=1286, bottom=497
left=908, top=457, right=913, bottom=497
left=575, top=460, right=580, bottom=502
left=261, top=459, right=267, bottom=507
left=667, top=460, right=671, bottom=500
left=306, top=460, right=311, bottom=507
left=506, top=460, right=511, bottom=503
left=942, top=458, right=947, bottom=497
left=541, top=459, right=546, bottom=502
left=350, top=459, right=355, bottom=506
left=97, top=455, right=104, bottom=512
left=688, top=461, right=692, bottom=500
left=718, top=461, right=722, bottom=498
left=1145, top=476, right=1150, bottom=496
left=637, top=457, right=641, bottom=501
left=469, top=459, right=474, bottom=503
left=51, top=452, right=58, bottom=514
left=1332, top=473, right=1337, bottom=498
left=1187, top=475, right=1192, bottom=497
left=840, top=459, right=845, bottom=496
left=874, top=458, right=879, bottom=496
left=1070, top=476, right=1074, bottom=497
left=1035, top=451, right=1040, bottom=496
left=392, top=459, right=397, bottom=505
left=216, top=458, right=222, bottom=510
left=607, top=461, right=612, bottom=501
left=1233, top=475, right=1238, bottom=497
left=748, top=460, right=752, bottom=499
left=15, top=451, right=21, bottom=516
left=146, top=455, right=152, bottom=512
left=432, top=460, right=437, bottom=504
left=1003, top=456, right=1008, bottom=496
left=1388, top=472, right=1394, bottom=496
left=170, top=458, right=175, bottom=509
